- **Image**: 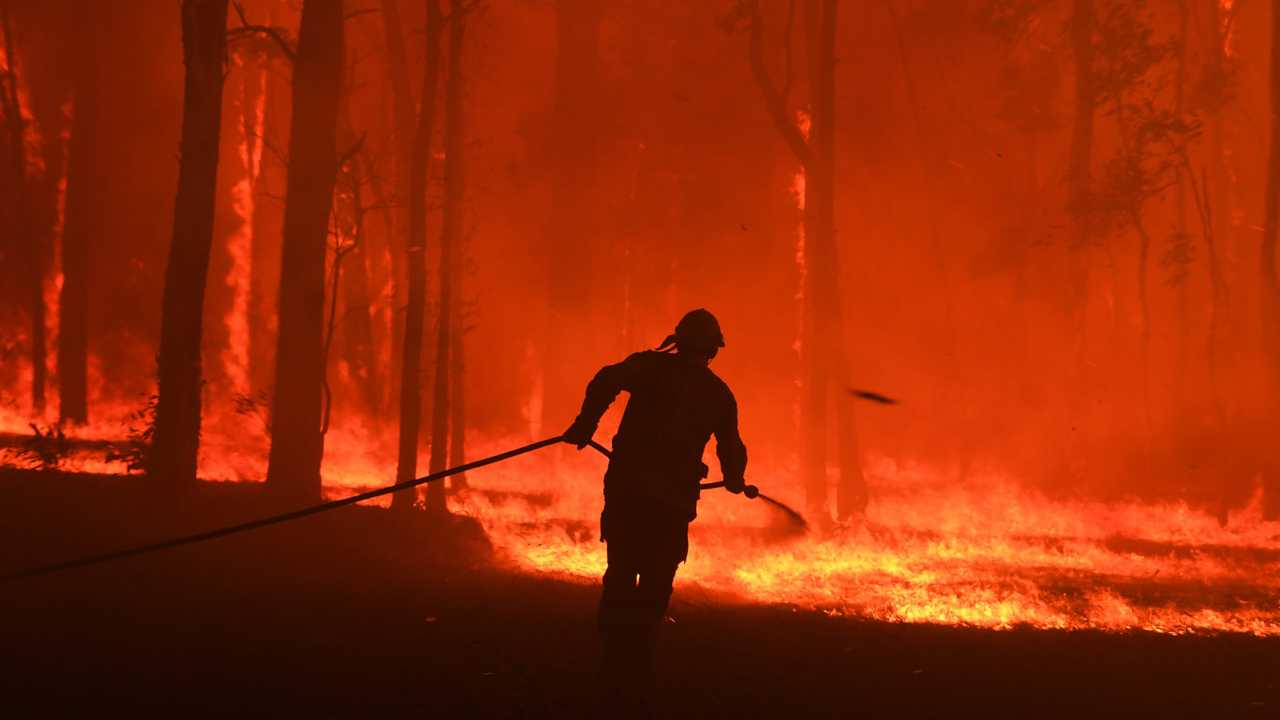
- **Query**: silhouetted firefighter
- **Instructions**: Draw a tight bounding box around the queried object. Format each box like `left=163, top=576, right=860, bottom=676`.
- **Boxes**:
left=563, top=308, right=748, bottom=706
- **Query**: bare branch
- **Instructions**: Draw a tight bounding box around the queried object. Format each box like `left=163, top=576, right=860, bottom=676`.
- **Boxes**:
left=336, top=131, right=369, bottom=172
left=253, top=130, right=289, bottom=170
left=746, top=0, right=811, bottom=165
left=231, top=0, right=297, bottom=62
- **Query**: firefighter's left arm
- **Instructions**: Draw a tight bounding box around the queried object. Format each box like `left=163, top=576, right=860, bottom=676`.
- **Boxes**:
left=714, top=389, right=748, bottom=492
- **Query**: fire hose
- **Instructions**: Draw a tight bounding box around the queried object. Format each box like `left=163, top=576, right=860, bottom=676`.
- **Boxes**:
left=0, top=435, right=802, bottom=583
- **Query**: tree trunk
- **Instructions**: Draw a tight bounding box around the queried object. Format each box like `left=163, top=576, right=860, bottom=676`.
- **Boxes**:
left=1059, top=0, right=1096, bottom=482
left=744, top=0, right=848, bottom=519
left=339, top=208, right=380, bottom=413
left=796, top=0, right=826, bottom=519
left=337, top=102, right=380, bottom=414
left=250, top=10, right=286, bottom=394
left=449, top=298, right=467, bottom=489
left=1067, top=0, right=1096, bottom=251
left=391, top=0, right=442, bottom=513
left=0, top=3, right=44, bottom=415
left=58, top=20, right=99, bottom=425
left=1134, top=214, right=1154, bottom=447
left=541, top=0, right=602, bottom=437
left=265, top=0, right=345, bottom=504
left=1203, top=0, right=1230, bottom=425
left=380, top=0, right=414, bottom=415
left=805, top=0, right=862, bottom=521
left=22, top=8, right=73, bottom=423
left=380, top=0, right=414, bottom=231
left=1261, top=0, right=1280, bottom=517
left=148, top=0, right=229, bottom=488
left=1171, top=0, right=1192, bottom=433
left=425, top=3, right=467, bottom=514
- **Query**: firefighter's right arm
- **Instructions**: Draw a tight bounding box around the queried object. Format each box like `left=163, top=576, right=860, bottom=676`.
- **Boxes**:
left=714, top=390, right=748, bottom=492
left=563, top=353, right=646, bottom=449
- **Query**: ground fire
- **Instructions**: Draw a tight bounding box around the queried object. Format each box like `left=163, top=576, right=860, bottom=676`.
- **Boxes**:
left=1, top=0, right=1279, bottom=716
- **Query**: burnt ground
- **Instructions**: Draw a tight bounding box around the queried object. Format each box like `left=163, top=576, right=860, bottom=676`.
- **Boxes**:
left=0, top=470, right=1276, bottom=718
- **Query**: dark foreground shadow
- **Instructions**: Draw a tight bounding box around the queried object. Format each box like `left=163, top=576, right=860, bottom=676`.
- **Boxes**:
left=0, top=469, right=1275, bottom=718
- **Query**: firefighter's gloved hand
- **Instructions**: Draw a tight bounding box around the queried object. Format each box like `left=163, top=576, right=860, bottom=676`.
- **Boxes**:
left=562, top=421, right=595, bottom=450
left=724, top=475, right=747, bottom=494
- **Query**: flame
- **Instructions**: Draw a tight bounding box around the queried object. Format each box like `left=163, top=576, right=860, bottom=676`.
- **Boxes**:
left=220, top=55, right=267, bottom=396
left=223, top=178, right=254, bottom=395
left=4, top=46, right=1279, bottom=642
left=44, top=175, right=66, bottom=422
left=447, top=444, right=1280, bottom=636
left=0, top=42, right=46, bottom=180
left=4, top=386, right=1280, bottom=638
left=1219, top=0, right=1237, bottom=58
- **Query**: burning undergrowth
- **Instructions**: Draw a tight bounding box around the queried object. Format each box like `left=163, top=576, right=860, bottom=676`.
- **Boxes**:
left=457, top=446, right=1280, bottom=636
left=3, top=397, right=1279, bottom=638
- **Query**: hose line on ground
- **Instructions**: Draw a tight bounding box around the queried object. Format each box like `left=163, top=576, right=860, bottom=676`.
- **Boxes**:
left=0, top=435, right=567, bottom=583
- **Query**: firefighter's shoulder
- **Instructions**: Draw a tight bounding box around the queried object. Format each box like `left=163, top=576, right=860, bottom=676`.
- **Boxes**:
left=704, top=367, right=734, bottom=402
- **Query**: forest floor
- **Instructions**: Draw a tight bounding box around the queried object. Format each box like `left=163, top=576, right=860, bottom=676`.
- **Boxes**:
left=0, top=469, right=1277, bottom=718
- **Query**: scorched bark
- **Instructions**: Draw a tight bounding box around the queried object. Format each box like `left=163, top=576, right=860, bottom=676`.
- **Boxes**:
left=266, top=0, right=344, bottom=503
left=392, top=0, right=442, bottom=513
left=149, top=0, right=229, bottom=488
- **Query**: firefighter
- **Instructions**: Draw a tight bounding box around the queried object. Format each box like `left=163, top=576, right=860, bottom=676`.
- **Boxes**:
left=563, top=308, right=748, bottom=705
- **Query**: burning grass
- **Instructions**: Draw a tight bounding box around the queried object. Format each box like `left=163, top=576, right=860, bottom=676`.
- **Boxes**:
left=2, top=400, right=1279, bottom=637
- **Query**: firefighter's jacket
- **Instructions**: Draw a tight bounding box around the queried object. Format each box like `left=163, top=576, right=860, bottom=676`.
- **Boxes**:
left=569, top=350, right=748, bottom=520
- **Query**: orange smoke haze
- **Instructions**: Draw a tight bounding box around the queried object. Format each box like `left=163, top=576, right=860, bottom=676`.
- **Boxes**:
left=1, top=0, right=1278, bottom=636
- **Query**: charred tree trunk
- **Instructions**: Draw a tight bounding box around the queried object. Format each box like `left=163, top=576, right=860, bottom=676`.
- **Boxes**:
left=1067, top=0, right=1096, bottom=315
left=541, top=0, right=602, bottom=438
left=250, top=20, right=287, bottom=395
left=425, top=3, right=467, bottom=513
left=391, top=0, right=442, bottom=513
left=1134, top=212, right=1154, bottom=442
left=746, top=0, right=861, bottom=520
left=337, top=101, right=380, bottom=414
left=0, top=3, right=43, bottom=415
left=21, top=9, right=73, bottom=424
left=265, top=0, right=344, bottom=503
left=380, top=0, right=414, bottom=414
left=449, top=298, right=467, bottom=488
left=380, top=0, right=414, bottom=237
left=806, top=0, right=864, bottom=520
left=58, top=22, right=99, bottom=425
left=339, top=206, right=379, bottom=413
left=1261, top=0, right=1280, bottom=517
left=1059, top=0, right=1096, bottom=482
left=148, top=0, right=229, bottom=489
left=1202, top=0, right=1230, bottom=424
left=1171, top=0, right=1192, bottom=431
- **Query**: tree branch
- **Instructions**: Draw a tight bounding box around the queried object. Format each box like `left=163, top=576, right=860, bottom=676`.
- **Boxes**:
left=336, top=131, right=368, bottom=173
left=746, top=0, right=811, bottom=165
left=230, top=0, right=297, bottom=62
